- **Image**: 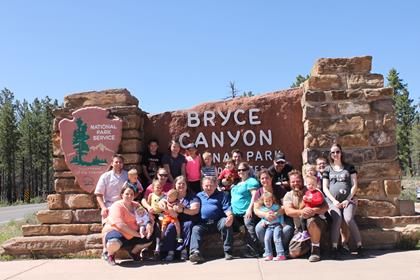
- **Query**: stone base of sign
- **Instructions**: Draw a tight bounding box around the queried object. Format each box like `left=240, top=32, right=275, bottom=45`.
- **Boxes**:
left=2, top=221, right=419, bottom=258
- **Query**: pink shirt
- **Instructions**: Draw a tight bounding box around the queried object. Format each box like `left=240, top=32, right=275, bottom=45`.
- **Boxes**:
left=185, top=155, right=201, bottom=182
left=142, top=182, right=173, bottom=199
left=102, top=200, right=139, bottom=240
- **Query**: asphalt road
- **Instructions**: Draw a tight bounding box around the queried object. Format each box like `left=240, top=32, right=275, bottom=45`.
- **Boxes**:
left=0, top=203, right=46, bottom=225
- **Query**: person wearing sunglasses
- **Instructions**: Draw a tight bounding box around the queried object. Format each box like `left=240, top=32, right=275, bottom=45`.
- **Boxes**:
left=268, top=152, right=294, bottom=191
left=230, top=162, right=261, bottom=257
left=322, top=143, right=364, bottom=259
left=141, top=168, right=174, bottom=211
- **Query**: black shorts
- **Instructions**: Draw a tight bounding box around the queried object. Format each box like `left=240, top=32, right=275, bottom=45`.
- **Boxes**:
left=105, top=230, right=152, bottom=248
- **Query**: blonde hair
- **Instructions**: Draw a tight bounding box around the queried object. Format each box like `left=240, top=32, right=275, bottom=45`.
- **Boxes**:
left=305, top=165, right=316, bottom=175
left=202, top=151, right=212, bottom=160
left=128, top=168, right=138, bottom=176
left=257, top=191, right=276, bottom=207
left=305, top=175, right=317, bottom=185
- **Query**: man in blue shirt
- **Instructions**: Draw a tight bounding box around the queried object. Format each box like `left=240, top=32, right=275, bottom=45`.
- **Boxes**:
left=189, top=176, right=234, bottom=264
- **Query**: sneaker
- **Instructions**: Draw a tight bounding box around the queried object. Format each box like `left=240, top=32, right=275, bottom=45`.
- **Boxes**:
left=243, top=245, right=259, bottom=258
left=356, top=246, right=365, bottom=258
left=224, top=251, right=233, bottom=260
left=129, top=251, right=142, bottom=262
left=140, top=248, right=151, bottom=260
left=180, top=249, right=188, bottom=261
left=107, top=254, right=116, bottom=266
left=189, top=251, right=203, bottom=264
left=164, top=251, right=174, bottom=262
left=308, top=246, right=320, bottom=262
left=176, top=237, right=183, bottom=243
left=153, top=250, right=160, bottom=261
left=330, top=247, right=340, bottom=260
left=339, top=244, right=350, bottom=255
left=264, top=255, right=273, bottom=261
left=292, top=232, right=302, bottom=242
left=101, top=251, right=108, bottom=261
left=274, top=255, right=286, bottom=261
left=300, top=231, right=310, bottom=241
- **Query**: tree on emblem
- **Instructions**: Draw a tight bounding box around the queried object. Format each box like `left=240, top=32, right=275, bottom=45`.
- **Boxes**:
left=71, top=118, right=90, bottom=165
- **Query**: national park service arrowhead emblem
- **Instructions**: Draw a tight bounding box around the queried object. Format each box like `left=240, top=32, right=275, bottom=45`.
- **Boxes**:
left=59, top=107, right=122, bottom=193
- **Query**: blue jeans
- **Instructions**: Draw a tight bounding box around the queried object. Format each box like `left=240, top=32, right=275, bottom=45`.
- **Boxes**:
left=255, top=219, right=293, bottom=252
left=160, top=220, right=194, bottom=252
left=189, top=217, right=233, bottom=254
left=264, top=224, right=285, bottom=257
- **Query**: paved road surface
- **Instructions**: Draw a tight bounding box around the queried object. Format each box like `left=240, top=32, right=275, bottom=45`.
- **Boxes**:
left=0, top=250, right=419, bottom=280
left=0, top=203, right=46, bottom=225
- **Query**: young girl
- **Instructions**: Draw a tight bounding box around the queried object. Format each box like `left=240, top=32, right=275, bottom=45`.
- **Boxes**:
left=185, top=143, right=202, bottom=194
left=217, top=157, right=238, bottom=193
left=201, top=151, right=218, bottom=177
left=147, top=180, right=165, bottom=257
left=258, top=192, right=286, bottom=261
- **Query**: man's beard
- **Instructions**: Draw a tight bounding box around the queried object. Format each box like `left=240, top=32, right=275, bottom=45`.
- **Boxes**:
left=292, top=186, right=304, bottom=197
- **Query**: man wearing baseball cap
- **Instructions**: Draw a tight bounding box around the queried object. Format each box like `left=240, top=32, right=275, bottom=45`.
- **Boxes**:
left=268, top=152, right=294, bottom=192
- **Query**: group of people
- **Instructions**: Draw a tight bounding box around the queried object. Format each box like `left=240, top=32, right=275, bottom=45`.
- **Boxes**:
left=94, top=139, right=364, bottom=266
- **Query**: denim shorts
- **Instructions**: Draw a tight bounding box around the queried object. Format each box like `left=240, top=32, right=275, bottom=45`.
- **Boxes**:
left=105, top=230, right=152, bottom=248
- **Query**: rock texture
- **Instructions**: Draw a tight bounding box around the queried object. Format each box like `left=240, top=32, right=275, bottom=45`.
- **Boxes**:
left=302, top=55, right=404, bottom=216
left=144, top=88, right=304, bottom=169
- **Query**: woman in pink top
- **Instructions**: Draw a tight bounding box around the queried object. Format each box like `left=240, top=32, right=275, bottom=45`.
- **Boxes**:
left=185, top=143, right=202, bottom=194
left=102, top=184, right=154, bottom=265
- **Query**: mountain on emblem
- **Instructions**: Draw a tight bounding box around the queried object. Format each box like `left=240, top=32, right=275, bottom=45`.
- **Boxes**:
left=59, top=107, right=122, bottom=193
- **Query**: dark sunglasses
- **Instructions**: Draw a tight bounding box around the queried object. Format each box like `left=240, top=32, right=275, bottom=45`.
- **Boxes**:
left=158, top=173, right=168, bottom=177
left=238, top=168, right=249, bottom=172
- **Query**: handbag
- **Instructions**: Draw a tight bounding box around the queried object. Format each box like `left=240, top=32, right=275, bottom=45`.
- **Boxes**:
left=288, top=232, right=311, bottom=258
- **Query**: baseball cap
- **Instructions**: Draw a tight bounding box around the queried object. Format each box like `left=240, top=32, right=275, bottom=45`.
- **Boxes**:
left=274, top=152, right=286, bottom=163
left=186, top=143, right=196, bottom=150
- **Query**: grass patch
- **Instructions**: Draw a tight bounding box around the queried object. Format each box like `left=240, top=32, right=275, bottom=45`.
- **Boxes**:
left=0, top=197, right=46, bottom=207
left=400, top=188, right=417, bottom=202
left=0, top=212, right=38, bottom=245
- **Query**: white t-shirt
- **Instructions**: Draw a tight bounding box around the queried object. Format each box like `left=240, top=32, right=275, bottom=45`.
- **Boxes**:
left=94, top=169, right=128, bottom=208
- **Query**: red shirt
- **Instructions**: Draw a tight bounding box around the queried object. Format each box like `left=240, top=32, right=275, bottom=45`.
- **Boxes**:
left=303, top=189, right=324, bottom=208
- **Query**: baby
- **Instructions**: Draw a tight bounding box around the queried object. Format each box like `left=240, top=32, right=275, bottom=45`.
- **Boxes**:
left=304, top=164, right=321, bottom=189
left=135, top=205, right=152, bottom=238
left=161, top=189, right=183, bottom=243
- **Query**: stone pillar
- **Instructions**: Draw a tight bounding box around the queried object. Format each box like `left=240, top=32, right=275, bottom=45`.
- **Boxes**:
left=1, top=89, right=145, bottom=257
left=302, top=56, right=402, bottom=216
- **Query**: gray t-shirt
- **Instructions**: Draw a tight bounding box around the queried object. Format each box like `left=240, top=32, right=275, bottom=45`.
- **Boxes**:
left=322, top=164, right=356, bottom=204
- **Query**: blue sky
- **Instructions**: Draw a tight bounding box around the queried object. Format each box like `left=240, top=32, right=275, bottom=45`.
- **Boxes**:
left=1, top=1, right=419, bottom=114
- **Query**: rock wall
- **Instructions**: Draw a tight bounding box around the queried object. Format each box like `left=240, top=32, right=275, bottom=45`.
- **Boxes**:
left=301, top=56, right=405, bottom=216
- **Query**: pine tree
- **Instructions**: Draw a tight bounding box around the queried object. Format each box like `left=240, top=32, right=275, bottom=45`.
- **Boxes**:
left=291, top=74, right=309, bottom=88
left=71, top=118, right=90, bottom=165
left=0, top=88, right=19, bottom=203
left=410, top=111, right=420, bottom=175
left=387, top=68, right=416, bottom=175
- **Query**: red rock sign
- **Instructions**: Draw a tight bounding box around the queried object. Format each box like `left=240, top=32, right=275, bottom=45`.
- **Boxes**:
left=59, top=107, right=122, bottom=193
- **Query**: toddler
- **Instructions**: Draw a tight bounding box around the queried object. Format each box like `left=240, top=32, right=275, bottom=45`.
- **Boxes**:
left=258, top=192, right=286, bottom=261
left=217, top=158, right=238, bottom=192
left=147, top=180, right=165, bottom=257
left=125, top=168, right=143, bottom=198
left=305, top=164, right=321, bottom=189
left=294, top=175, right=324, bottom=241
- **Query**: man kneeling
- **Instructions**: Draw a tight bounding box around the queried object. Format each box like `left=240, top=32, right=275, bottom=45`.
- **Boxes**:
left=283, top=170, right=328, bottom=262
left=189, top=176, right=234, bottom=264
